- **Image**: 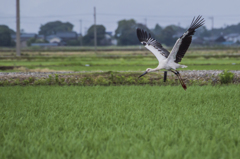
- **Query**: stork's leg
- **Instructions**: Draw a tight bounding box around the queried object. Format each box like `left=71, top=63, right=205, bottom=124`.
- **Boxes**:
left=176, top=70, right=187, bottom=90
left=164, top=71, right=167, bottom=82
left=171, top=69, right=187, bottom=90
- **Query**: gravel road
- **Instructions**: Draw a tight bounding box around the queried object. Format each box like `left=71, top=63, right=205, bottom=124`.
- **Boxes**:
left=0, top=70, right=239, bottom=80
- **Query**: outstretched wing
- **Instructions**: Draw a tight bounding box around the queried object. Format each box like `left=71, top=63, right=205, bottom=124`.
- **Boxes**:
left=136, top=28, right=170, bottom=63
left=168, top=15, right=205, bottom=63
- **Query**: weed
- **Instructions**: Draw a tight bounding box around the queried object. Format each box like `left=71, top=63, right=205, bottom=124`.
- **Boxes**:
left=13, top=79, right=20, bottom=85
left=218, top=70, right=234, bottom=84
left=126, top=76, right=135, bottom=85
left=116, top=75, right=126, bottom=84
left=95, top=76, right=109, bottom=85
left=109, top=72, right=114, bottom=84
left=55, top=74, right=59, bottom=84
left=60, top=78, right=66, bottom=85
left=47, top=75, right=53, bottom=85
left=138, top=76, right=149, bottom=84
left=3, top=80, right=9, bottom=86
left=34, top=78, right=47, bottom=85
left=83, top=76, right=94, bottom=85
left=23, top=79, right=30, bottom=85
left=28, top=77, right=34, bottom=83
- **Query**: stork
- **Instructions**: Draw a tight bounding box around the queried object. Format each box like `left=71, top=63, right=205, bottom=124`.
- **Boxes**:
left=137, top=15, right=204, bottom=90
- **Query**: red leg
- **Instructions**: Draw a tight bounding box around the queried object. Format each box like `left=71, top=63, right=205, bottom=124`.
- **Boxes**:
left=171, top=70, right=187, bottom=90
left=176, top=71, right=187, bottom=90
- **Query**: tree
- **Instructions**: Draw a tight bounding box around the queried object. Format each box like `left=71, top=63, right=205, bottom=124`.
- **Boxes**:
left=151, top=24, right=162, bottom=36
left=0, top=25, right=15, bottom=46
left=115, top=19, right=152, bottom=45
left=83, top=25, right=106, bottom=46
left=157, top=26, right=177, bottom=46
left=66, top=39, right=80, bottom=46
left=115, top=19, right=137, bottom=45
left=194, top=26, right=211, bottom=38
left=39, top=21, right=73, bottom=36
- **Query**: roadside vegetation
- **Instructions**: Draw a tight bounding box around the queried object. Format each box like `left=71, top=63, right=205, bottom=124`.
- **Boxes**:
left=0, top=69, right=238, bottom=86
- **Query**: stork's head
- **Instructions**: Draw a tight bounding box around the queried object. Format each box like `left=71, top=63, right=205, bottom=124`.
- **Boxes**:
left=139, top=68, right=151, bottom=78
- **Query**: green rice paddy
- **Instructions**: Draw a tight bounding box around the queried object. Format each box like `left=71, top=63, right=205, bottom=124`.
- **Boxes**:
left=1, top=49, right=240, bottom=72
left=1, top=85, right=240, bottom=159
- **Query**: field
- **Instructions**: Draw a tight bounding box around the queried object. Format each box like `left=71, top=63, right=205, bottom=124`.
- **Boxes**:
left=1, top=48, right=240, bottom=72
left=1, top=85, right=240, bottom=159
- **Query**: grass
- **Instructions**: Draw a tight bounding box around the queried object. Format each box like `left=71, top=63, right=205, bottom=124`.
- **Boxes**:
left=1, top=48, right=240, bottom=72
left=1, top=85, right=240, bottom=159
left=0, top=55, right=240, bottom=72
left=34, top=64, right=240, bottom=72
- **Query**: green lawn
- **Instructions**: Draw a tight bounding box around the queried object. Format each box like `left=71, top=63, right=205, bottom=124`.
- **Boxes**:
left=1, top=86, right=240, bottom=159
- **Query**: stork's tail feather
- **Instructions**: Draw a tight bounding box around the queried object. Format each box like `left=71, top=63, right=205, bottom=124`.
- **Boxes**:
left=180, top=65, right=188, bottom=68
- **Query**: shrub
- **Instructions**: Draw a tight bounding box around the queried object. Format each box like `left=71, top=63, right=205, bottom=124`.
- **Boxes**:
left=34, top=79, right=47, bottom=85
left=23, top=79, right=30, bottom=85
left=109, top=72, right=114, bottom=84
left=126, top=76, right=135, bottom=85
left=60, top=78, right=66, bottom=85
left=218, top=70, right=234, bottom=84
left=3, top=80, right=9, bottom=86
left=116, top=75, right=125, bottom=84
left=95, top=76, right=109, bottom=85
left=55, top=74, right=59, bottom=84
left=28, top=77, right=34, bottom=83
left=47, top=75, right=53, bottom=85
left=138, top=77, right=149, bottom=84
left=14, top=79, right=20, bottom=85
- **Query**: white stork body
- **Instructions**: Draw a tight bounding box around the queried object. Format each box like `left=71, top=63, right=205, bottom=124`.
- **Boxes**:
left=137, top=16, right=205, bottom=90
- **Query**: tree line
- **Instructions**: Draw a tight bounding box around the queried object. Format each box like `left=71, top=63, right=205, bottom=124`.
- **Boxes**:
left=1, top=19, right=240, bottom=47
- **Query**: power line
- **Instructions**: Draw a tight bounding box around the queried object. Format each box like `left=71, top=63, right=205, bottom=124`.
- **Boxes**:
left=3, top=13, right=240, bottom=19
left=0, top=13, right=92, bottom=19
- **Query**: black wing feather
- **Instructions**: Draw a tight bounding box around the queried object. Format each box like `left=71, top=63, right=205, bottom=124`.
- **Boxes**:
left=176, top=15, right=205, bottom=63
left=136, top=28, right=170, bottom=58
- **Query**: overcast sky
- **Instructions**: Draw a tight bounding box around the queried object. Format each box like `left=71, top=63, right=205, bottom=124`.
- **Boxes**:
left=1, top=0, right=240, bottom=35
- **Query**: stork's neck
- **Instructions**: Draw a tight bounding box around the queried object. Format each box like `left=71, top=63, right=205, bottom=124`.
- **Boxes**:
left=149, top=68, right=160, bottom=72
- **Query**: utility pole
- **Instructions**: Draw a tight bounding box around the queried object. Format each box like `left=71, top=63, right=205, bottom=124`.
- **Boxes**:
left=144, top=18, right=147, bottom=27
left=94, top=7, right=97, bottom=52
left=79, top=19, right=83, bottom=46
left=209, top=16, right=214, bottom=30
left=16, top=0, right=21, bottom=56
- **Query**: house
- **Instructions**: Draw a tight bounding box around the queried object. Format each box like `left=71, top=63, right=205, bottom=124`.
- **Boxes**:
left=45, top=31, right=78, bottom=45
left=224, top=33, right=240, bottom=43
left=46, top=35, right=62, bottom=43
left=102, top=31, right=117, bottom=45
left=192, top=37, right=205, bottom=45
left=215, top=35, right=226, bottom=43
left=11, top=33, right=37, bottom=47
left=56, top=31, right=78, bottom=41
left=31, top=43, right=58, bottom=47
left=36, top=35, right=45, bottom=41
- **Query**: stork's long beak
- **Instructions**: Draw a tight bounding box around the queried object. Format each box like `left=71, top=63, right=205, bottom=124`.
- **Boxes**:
left=139, top=71, right=148, bottom=78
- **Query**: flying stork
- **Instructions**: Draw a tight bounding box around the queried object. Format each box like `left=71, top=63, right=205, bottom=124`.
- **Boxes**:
left=137, top=15, right=204, bottom=90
